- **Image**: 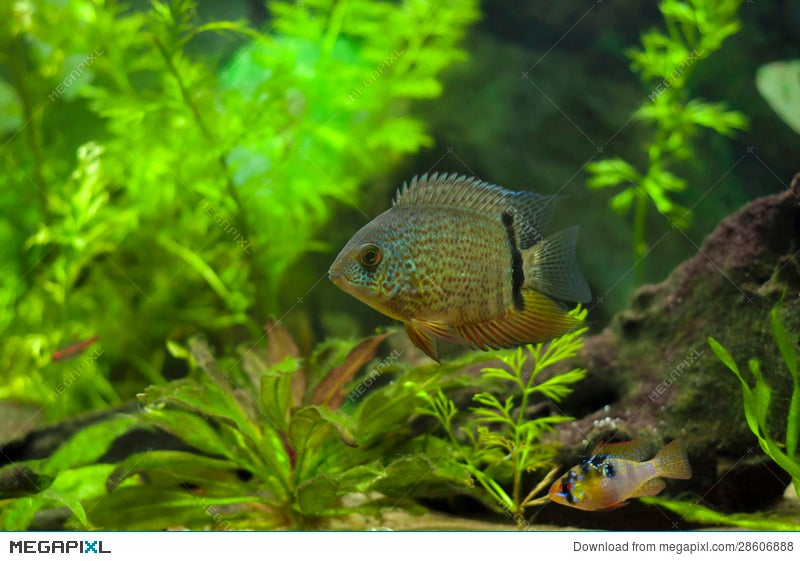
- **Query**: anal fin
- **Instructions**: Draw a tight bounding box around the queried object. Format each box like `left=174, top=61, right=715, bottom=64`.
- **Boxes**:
left=629, top=477, right=666, bottom=498
left=453, top=290, right=581, bottom=351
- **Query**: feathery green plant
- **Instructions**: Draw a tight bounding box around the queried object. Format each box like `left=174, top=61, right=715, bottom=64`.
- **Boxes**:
left=0, top=0, right=478, bottom=418
left=586, top=0, right=747, bottom=274
left=419, top=307, right=587, bottom=529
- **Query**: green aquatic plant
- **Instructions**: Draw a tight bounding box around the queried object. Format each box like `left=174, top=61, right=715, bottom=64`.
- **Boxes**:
left=641, top=497, right=800, bottom=530
left=708, top=306, right=800, bottom=498
left=85, top=330, right=477, bottom=529
left=2, top=324, right=516, bottom=530
left=0, top=0, right=478, bottom=418
left=419, top=307, right=587, bottom=528
left=0, top=416, right=140, bottom=530
left=586, top=0, right=747, bottom=272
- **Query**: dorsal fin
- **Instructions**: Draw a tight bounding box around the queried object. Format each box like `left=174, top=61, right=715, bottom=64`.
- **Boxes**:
left=393, top=173, right=556, bottom=248
left=393, top=173, right=507, bottom=211
left=590, top=440, right=650, bottom=462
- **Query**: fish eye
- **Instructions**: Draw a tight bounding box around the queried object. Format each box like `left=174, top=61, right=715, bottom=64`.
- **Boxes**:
left=358, top=244, right=382, bottom=268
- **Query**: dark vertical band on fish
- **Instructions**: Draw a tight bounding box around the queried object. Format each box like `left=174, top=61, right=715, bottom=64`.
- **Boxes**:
left=502, top=211, right=525, bottom=311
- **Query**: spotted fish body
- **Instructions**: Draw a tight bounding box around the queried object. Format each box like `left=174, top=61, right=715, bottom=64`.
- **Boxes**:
left=328, top=173, right=591, bottom=361
left=548, top=439, right=692, bottom=511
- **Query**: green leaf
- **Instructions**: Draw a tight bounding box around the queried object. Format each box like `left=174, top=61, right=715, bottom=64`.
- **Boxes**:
left=139, top=381, right=259, bottom=445
left=0, top=497, right=45, bottom=530
left=0, top=462, right=55, bottom=499
left=87, top=486, right=255, bottom=530
left=585, top=158, right=642, bottom=190
left=371, top=454, right=472, bottom=498
left=296, top=464, right=382, bottom=514
left=532, top=368, right=586, bottom=401
left=289, top=405, right=358, bottom=452
left=610, top=188, right=636, bottom=213
left=684, top=99, right=747, bottom=135
left=49, top=464, right=117, bottom=506
left=106, top=450, right=242, bottom=491
left=771, top=307, right=798, bottom=380
left=710, top=337, right=763, bottom=439
left=366, top=117, right=432, bottom=152
left=708, top=336, right=740, bottom=376
left=642, top=497, right=800, bottom=530
left=390, top=77, right=443, bottom=98
left=45, top=415, right=139, bottom=473
left=40, top=487, right=90, bottom=529
left=756, top=60, right=800, bottom=135
left=140, top=408, right=234, bottom=460
left=748, top=359, right=772, bottom=431
left=260, top=369, right=295, bottom=433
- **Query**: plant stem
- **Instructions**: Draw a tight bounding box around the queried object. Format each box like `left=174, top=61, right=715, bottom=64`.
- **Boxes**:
left=633, top=188, right=648, bottom=282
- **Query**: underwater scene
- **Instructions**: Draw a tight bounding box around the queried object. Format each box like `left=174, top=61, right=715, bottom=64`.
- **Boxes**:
left=1, top=0, right=799, bottom=532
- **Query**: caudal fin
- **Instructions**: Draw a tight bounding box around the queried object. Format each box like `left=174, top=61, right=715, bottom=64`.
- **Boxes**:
left=653, top=439, right=692, bottom=480
left=523, top=226, right=591, bottom=303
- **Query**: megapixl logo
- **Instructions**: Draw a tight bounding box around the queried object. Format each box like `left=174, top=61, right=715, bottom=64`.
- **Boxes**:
left=10, top=540, right=111, bottom=554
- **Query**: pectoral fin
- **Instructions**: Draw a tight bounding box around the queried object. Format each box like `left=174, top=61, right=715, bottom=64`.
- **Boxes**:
left=405, top=320, right=440, bottom=362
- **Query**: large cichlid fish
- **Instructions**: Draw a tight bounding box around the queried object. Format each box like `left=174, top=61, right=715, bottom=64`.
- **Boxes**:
left=328, top=173, right=591, bottom=361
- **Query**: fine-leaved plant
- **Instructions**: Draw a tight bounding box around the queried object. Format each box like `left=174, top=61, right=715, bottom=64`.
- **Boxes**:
left=586, top=0, right=747, bottom=274
left=0, top=0, right=478, bottom=418
left=419, top=307, right=588, bottom=528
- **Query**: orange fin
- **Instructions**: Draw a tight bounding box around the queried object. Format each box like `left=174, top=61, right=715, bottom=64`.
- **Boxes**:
left=453, top=290, right=581, bottom=351
left=596, top=501, right=629, bottom=511
left=414, top=318, right=460, bottom=343
left=591, top=439, right=650, bottom=462
left=629, top=477, right=666, bottom=498
left=653, top=439, right=692, bottom=480
left=405, top=320, right=440, bottom=362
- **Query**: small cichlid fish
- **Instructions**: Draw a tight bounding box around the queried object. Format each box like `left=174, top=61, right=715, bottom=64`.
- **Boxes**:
left=328, top=173, right=591, bottom=361
left=548, top=439, right=692, bottom=511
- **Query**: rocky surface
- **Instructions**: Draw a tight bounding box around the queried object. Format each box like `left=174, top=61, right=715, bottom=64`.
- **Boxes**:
left=537, top=175, right=800, bottom=526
